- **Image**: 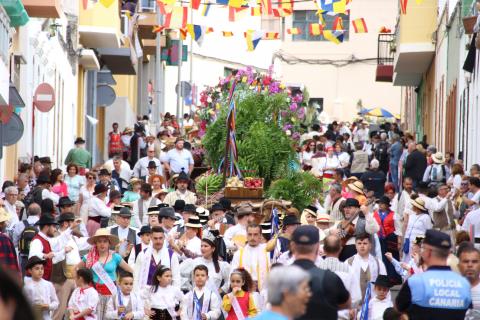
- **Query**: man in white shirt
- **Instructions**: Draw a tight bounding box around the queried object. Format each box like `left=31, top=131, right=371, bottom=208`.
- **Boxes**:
left=108, top=207, right=140, bottom=249
left=417, top=181, right=449, bottom=217
left=14, top=203, right=41, bottom=274
left=223, top=203, right=255, bottom=251
left=3, top=186, right=19, bottom=235
left=133, top=225, right=180, bottom=290
left=132, top=183, right=160, bottom=228
left=464, top=177, right=480, bottom=211
left=164, top=138, right=194, bottom=175
left=354, top=122, right=369, bottom=143
left=163, top=172, right=197, bottom=206
left=133, top=146, right=163, bottom=180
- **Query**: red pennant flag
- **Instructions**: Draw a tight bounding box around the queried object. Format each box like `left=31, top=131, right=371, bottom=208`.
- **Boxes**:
left=191, top=0, right=201, bottom=9
left=261, top=0, right=273, bottom=15
left=400, top=0, right=407, bottom=14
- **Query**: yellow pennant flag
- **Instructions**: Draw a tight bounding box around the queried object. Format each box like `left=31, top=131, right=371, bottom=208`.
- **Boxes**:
left=228, top=0, right=245, bottom=8
left=99, top=0, right=115, bottom=7
left=158, top=0, right=176, bottom=6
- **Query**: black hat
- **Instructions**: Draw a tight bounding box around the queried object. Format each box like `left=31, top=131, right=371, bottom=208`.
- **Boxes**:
left=373, top=275, right=391, bottom=288
left=413, top=235, right=425, bottom=245
left=183, top=204, right=196, bottom=213
left=176, top=171, right=189, bottom=182
left=36, top=173, right=51, bottom=184
left=39, top=157, right=53, bottom=164
left=93, top=184, right=109, bottom=195
left=173, top=200, right=186, bottom=212
left=344, top=198, right=360, bottom=208
left=219, top=197, right=232, bottom=211
left=292, top=225, right=319, bottom=245
left=211, top=203, right=225, bottom=212
left=118, top=207, right=132, bottom=218
left=376, top=196, right=391, bottom=206
left=141, top=183, right=153, bottom=193
left=283, top=215, right=301, bottom=226
left=147, top=161, right=158, bottom=169
left=35, top=214, right=58, bottom=226
left=109, top=190, right=122, bottom=200
left=417, top=181, right=430, bottom=191
left=58, top=212, right=75, bottom=223
left=423, top=229, right=451, bottom=250
left=260, top=222, right=272, bottom=234
left=25, top=256, right=47, bottom=270
left=158, top=203, right=169, bottom=209
left=58, top=196, right=75, bottom=207
left=147, top=206, right=160, bottom=215
left=98, top=168, right=110, bottom=176
left=138, top=225, right=152, bottom=236
left=159, top=207, right=176, bottom=219
left=33, top=155, right=41, bottom=163
left=75, top=137, right=86, bottom=144
left=111, top=205, right=124, bottom=215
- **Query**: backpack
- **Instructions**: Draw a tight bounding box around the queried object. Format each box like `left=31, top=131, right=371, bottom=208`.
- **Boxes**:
left=19, top=220, right=38, bottom=256
left=375, top=141, right=389, bottom=164
left=429, top=164, right=446, bottom=184
left=23, top=186, right=43, bottom=208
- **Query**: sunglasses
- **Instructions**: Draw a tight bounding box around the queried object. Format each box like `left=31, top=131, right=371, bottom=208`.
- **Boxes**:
left=87, top=177, right=95, bottom=180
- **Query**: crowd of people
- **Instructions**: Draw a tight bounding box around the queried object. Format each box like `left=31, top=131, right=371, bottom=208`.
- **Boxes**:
left=0, top=116, right=480, bottom=320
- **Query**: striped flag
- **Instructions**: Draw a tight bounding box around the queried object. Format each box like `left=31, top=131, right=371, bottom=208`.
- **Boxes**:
left=309, top=23, right=324, bottom=36
left=279, top=0, right=293, bottom=11
left=400, top=0, right=407, bottom=14
left=201, top=0, right=211, bottom=15
left=152, top=25, right=165, bottom=33
left=222, top=31, right=234, bottom=37
left=323, top=29, right=344, bottom=44
left=251, top=6, right=262, bottom=16
left=228, top=7, right=249, bottom=21
left=352, top=18, right=368, bottom=33
left=157, top=0, right=176, bottom=6
left=264, top=32, right=279, bottom=40
left=332, top=16, right=343, bottom=31
left=163, top=6, right=188, bottom=29
left=261, top=0, right=273, bottom=15
left=228, top=0, right=245, bottom=8
left=179, top=27, right=188, bottom=40
left=272, top=8, right=292, bottom=17
left=187, top=24, right=206, bottom=45
left=245, top=30, right=262, bottom=51
left=287, top=27, right=301, bottom=35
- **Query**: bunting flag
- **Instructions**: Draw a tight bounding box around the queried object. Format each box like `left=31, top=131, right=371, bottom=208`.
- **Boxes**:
left=228, top=7, right=250, bottom=21
left=179, top=27, right=188, bottom=40
left=264, top=32, right=279, bottom=40
left=316, top=0, right=347, bottom=14
left=206, top=27, right=215, bottom=33
left=191, top=0, right=202, bottom=9
left=228, top=0, right=245, bottom=8
left=287, top=27, right=301, bottom=35
left=245, top=30, right=262, bottom=51
left=309, top=23, right=324, bottom=36
left=251, top=6, right=262, bottom=16
left=164, top=6, right=188, bottom=29
left=400, top=0, right=407, bottom=14
left=201, top=1, right=211, bottom=15
left=86, top=114, right=98, bottom=126
left=317, top=11, right=326, bottom=25
left=152, top=25, right=165, bottom=33
left=261, top=0, right=273, bottom=15
left=99, top=0, right=115, bottom=7
left=157, top=0, right=176, bottom=6
left=82, top=0, right=89, bottom=10
left=187, top=24, right=207, bottom=45
left=156, top=1, right=173, bottom=14
left=352, top=18, right=368, bottom=33
left=223, top=31, right=234, bottom=37
left=272, top=8, right=292, bottom=17
left=332, top=16, right=343, bottom=31
left=279, top=0, right=293, bottom=11
left=323, top=30, right=344, bottom=44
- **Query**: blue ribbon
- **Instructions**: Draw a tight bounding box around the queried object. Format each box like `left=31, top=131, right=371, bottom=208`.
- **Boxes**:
left=193, top=292, right=202, bottom=320
left=117, top=287, right=125, bottom=319
left=359, top=282, right=372, bottom=320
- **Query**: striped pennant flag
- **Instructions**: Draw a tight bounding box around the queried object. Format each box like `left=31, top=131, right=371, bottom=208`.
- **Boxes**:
left=157, top=0, right=176, bottom=6
left=264, top=32, right=279, bottom=40
left=201, top=0, right=211, bottom=15
left=332, top=16, right=343, bottom=31
left=152, top=25, right=165, bottom=33
left=309, top=23, right=324, bottom=36
left=352, top=18, right=368, bottom=33
left=287, top=27, right=301, bottom=35
left=228, top=7, right=249, bottom=21
left=251, top=6, right=262, bottom=16
left=245, top=30, right=262, bottom=51
left=261, top=0, right=273, bottom=15
left=187, top=24, right=207, bottom=45
left=323, top=29, right=344, bottom=44
left=179, top=27, right=188, bottom=40
left=272, top=8, right=292, bottom=17
left=191, top=0, right=201, bottom=9
left=400, top=0, right=407, bottom=14
left=222, top=31, right=234, bottom=37
left=163, top=6, right=188, bottom=29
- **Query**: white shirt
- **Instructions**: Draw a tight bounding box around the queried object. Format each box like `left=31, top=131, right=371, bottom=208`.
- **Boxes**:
left=471, top=190, right=480, bottom=210
left=181, top=287, right=222, bottom=320
left=105, top=291, right=144, bottom=319
left=404, top=213, right=433, bottom=244
left=146, top=285, right=183, bottom=310
left=184, top=236, right=201, bottom=257
left=24, top=278, right=59, bottom=320
left=462, top=209, right=480, bottom=238
left=230, top=244, right=270, bottom=290
left=354, top=128, right=369, bottom=143
left=88, top=197, right=111, bottom=218
left=133, top=246, right=181, bottom=289
left=313, top=156, right=341, bottom=176
left=107, top=225, right=140, bottom=244
left=42, top=189, right=60, bottom=205
left=29, top=230, right=73, bottom=263
left=165, top=149, right=194, bottom=174
left=419, top=194, right=448, bottom=217
left=127, top=242, right=151, bottom=269
left=133, top=156, right=163, bottom=178
left=223, top=223, right=247, bottom=250
left=368, top=296, right=393, bottom=320
left=336, top=152, right=350, bottom=168
left=67, top=286, right=99, bottom=320
left=179, top=257, right=230, bottom=292
left=132, top=197, right=160, bottom=228
left=4, top=201, right=18, bottom=230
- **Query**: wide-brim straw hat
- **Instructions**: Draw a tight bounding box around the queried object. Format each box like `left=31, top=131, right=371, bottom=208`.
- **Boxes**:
left=348, top=181, right=364, bottom=194
left=87, top=228, right=120, bottom=246
left=185, top=216, right=202, bottom=228
left=411, top=198, right=427, bottom=212
left=316, top=213, right=334, bottom=224
left=432, top=152, right=445, bottom=164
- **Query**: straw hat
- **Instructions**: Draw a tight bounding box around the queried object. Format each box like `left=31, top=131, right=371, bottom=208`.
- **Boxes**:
left=185, top=216, right=202, bottom=228
left=316, top=213, right=334, bottom=224
left=411, top=198, right=427, bottom=212
left=87, top=228, right=120, bottom=246
left=348, top=181, right=364, bottom=194
left=0, top=208, right=10, bottom=223
left=432, top=152, right=445, bottom=164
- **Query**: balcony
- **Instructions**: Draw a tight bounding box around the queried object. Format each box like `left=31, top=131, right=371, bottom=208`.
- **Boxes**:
left=137, top=11, right=157, bottom=40
left=141, top=36, right=165, bottom=56
left=22, top=0, right=62, bottom=19
left=376, top=33, right=395, bottom=82
left=78, top=0, right=121, bottom=49
left=393, top=0, right=437, bottom=86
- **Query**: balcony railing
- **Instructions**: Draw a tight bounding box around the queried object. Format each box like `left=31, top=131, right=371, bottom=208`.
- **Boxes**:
left=376, top=33, right=395, bottom=82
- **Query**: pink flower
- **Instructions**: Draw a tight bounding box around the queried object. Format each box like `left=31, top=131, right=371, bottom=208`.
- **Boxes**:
left=289, top=103, right=298, bottom=112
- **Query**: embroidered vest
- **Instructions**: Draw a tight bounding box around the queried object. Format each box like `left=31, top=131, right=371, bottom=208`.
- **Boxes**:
left=33, top=234, right=53, bottom=280
left=109, top=132, right=123, bottom=154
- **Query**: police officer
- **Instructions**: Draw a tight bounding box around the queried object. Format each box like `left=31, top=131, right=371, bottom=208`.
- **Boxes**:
left=292, top=225, right=351, bottom=320
left=395, top=229, right=472, bottom=319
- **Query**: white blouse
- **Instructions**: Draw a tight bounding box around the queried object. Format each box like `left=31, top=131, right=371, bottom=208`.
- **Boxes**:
left=67, top=287, right=99, bottom=320
left=147, top=285, right=183, bottom=310
left=24, top=278, right=59, bottom=320
left=179, top=257, right=230, bottom=292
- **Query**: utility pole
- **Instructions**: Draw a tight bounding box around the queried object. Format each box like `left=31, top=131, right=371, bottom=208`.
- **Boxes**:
left=176, top=38, right=183, bottom=119
left=155, top=1, right=164, bottom=123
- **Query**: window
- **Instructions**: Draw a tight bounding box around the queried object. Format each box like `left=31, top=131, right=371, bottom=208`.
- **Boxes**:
left=292, top=10, right=349, bottom=42
left=0, top=7, right=9, bottom=65
left=261, top=16, right=281, bottom=34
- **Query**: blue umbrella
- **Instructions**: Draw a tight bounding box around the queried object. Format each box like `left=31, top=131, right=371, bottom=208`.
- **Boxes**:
left=366, top=108, right=394, bottom=118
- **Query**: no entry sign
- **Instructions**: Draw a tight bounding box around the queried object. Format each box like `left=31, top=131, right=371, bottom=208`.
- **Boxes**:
left=33, top=83, right=55, bottom=112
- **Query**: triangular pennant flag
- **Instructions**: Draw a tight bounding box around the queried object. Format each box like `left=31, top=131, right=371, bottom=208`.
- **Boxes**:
left=264, top=32, right=279, bottom=40
left=309, top=23, right=324, bottom=36
left=279, top=0, right=293, bottom=11
left=251, top=6, right=262, bottom=16
left=201, top=1, right=211, bottom=16
left=187, top=24, right=206, bottom=45
left=272, top=8, right=292, bottom=17
left=245, top=30, right=262, bottom=51
left=179, top=27, right=188, bottom=40
left=323, top=30, right=344, bottom=44
left=82, top=0, right=89, bottom=10
left=223, top=31, right=234, bottom=37
left=261, top=0, right=273, bottom=15
left=157, top=0, right=176, bottom=6
left=287, top=27, right=301, bottom=35
left=206, top=27, right=214, bottom=34
left=400, top=0, right=407, bottom=14
left=164, top=6, right=188, bottom=29
left=86, top=114, right=98, bottom=125
left=152, top=25, right=165, bottom=33
left=332, top=16, right=343, bottom=31
left=352, top=18, right=368, bottom=33
left=229, top=7, right=249, bottom=21
left=228, top=0, right=245, bottom=8
left=99, top=0, right=115, bottom=8
left=191, top=0, right=201, bottom=9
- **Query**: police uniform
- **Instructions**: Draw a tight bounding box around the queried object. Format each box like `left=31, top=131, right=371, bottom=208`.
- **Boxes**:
left=395, top=229, right=472, bottom=320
